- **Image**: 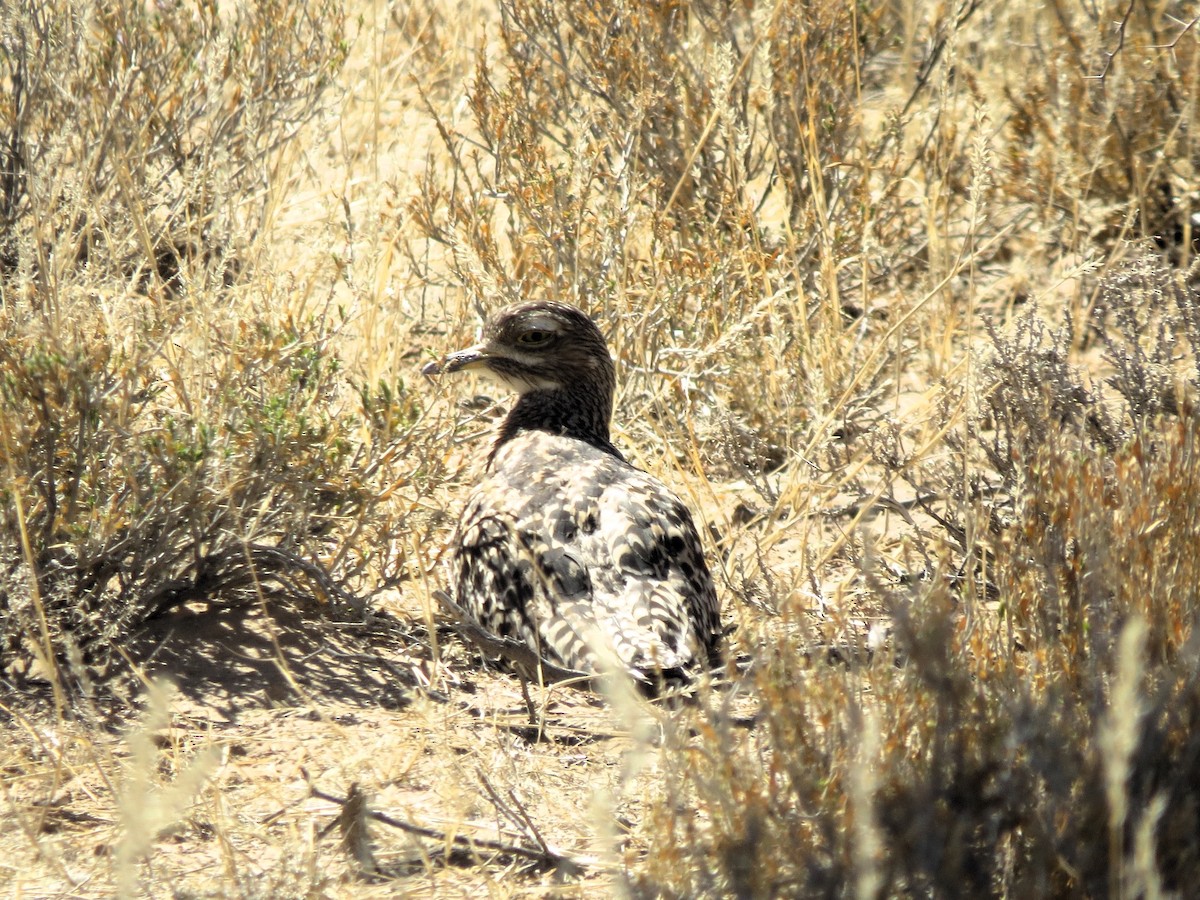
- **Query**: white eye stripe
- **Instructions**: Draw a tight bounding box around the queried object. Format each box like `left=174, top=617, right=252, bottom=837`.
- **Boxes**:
left=514, top=316, right=563, bottom=346
left=523, top=316, right=561, bottom=333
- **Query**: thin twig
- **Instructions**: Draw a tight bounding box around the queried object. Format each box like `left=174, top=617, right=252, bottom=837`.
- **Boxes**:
left=476, top=768, right=552, bottom=858
left=1094, top=0, right=1137, bottom=80
left=304, top=773, right=602, bottom=873
left=1154, top=13, right=1200, bottom=50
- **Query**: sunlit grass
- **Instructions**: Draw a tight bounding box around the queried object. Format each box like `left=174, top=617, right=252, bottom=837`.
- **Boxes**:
left=2, top=0, right=1198, bottom=894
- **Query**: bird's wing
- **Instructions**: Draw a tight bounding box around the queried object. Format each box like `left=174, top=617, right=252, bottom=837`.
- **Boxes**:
left=452, top=433, right=719, bottom=676
left=588, top=467, right=721, bottom=671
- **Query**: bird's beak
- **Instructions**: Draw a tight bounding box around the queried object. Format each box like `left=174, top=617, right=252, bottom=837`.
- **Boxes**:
left=421, top=342, right=493, bottom=378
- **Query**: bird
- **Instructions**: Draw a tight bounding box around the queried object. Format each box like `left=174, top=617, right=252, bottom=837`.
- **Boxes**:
left=423, top=300, right=721, bottom=684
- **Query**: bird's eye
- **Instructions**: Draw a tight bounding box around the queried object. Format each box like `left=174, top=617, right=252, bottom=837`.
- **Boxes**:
left=518, top=329, right=552, bottom=346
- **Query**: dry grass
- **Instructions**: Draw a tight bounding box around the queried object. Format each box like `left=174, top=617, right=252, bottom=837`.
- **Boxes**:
left=2, top=0, right=1199, bottom=895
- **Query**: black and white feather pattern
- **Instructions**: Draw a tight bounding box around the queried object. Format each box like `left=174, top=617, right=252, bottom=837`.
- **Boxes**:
left=426, top=301, right=721, bottom=681
left=456, top=432, right=719, bottom=676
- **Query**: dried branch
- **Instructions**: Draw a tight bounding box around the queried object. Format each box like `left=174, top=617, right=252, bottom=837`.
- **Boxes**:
left=305, top=774, right=602, bottom=875
left=1094, top=0, right=1137, bottom=80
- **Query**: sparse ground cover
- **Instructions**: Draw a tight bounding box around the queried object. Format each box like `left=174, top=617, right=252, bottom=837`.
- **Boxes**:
left=2, top=0, right=1199, bottom=896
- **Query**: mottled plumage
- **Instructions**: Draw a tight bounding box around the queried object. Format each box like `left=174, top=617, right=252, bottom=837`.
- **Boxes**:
left=424, top=301, right=720, bottom=681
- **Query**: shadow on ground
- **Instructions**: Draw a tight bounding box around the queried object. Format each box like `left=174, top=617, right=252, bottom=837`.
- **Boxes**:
left=120, top=601, right=426, bottom=723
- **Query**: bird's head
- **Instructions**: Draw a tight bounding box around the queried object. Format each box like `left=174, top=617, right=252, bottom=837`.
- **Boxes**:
left=423, top=301, right=614, bottom=396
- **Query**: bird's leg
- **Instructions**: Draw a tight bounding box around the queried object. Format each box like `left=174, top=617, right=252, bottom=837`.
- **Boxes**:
left=518, top=673, right=541, bottom=737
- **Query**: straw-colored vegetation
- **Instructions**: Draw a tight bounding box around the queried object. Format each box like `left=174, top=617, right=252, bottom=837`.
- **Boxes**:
left=2, top=0, right=1198, bottom=895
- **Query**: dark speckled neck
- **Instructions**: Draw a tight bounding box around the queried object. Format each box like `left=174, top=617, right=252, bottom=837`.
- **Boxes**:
left=489, top=387, right=625, bottom=465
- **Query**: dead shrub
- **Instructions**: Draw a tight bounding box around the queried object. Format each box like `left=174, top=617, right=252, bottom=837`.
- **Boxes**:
left=0, top=0, right=420, bottom=696
left=0, top=0, right=346, bottom=292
